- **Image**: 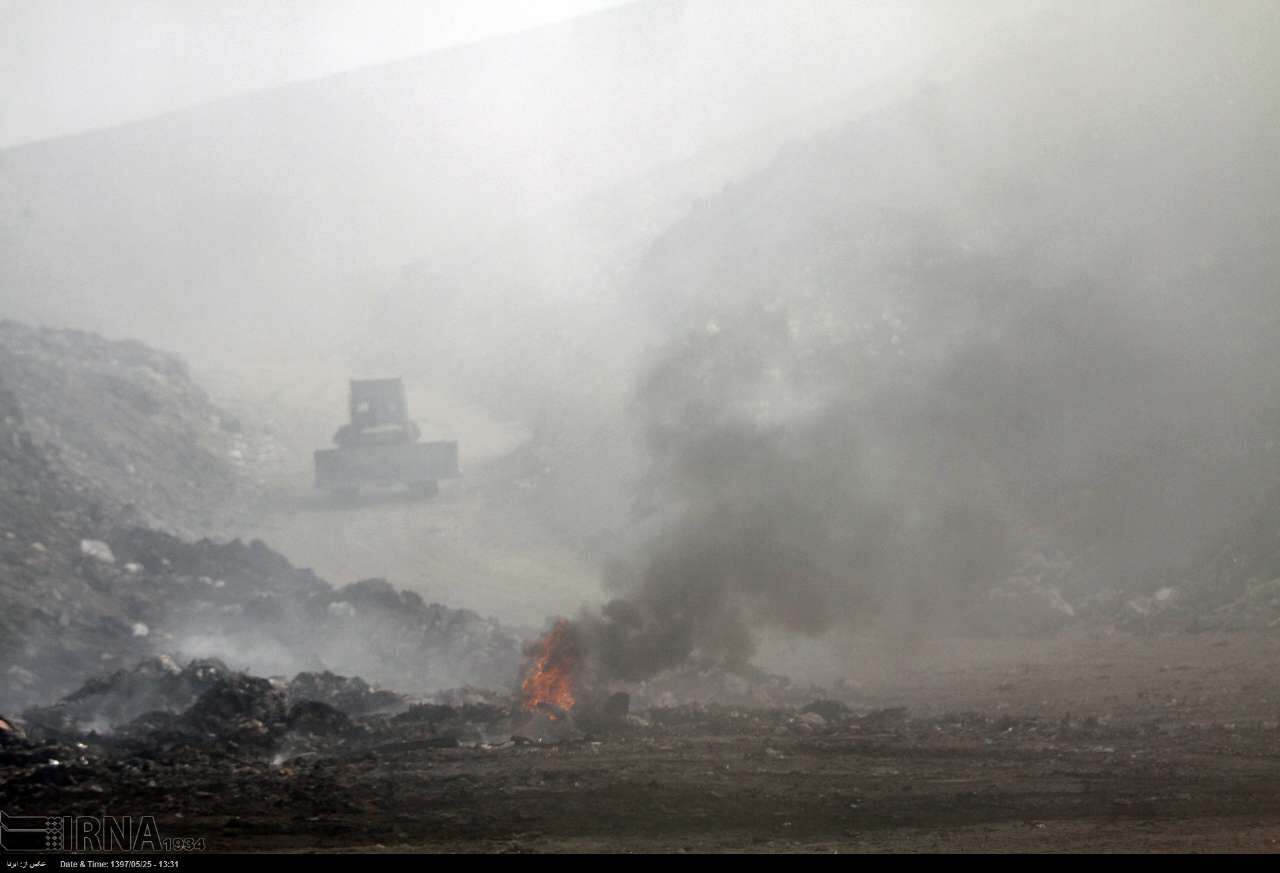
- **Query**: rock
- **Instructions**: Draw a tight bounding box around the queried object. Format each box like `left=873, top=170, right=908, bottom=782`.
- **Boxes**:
left=80, top=539, right=115, bottom=563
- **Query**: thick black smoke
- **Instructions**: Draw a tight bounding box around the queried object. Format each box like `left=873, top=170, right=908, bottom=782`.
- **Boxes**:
left=575, top=242, right=1279, bottom=682
left=550, top=1, right=1280, bottom=683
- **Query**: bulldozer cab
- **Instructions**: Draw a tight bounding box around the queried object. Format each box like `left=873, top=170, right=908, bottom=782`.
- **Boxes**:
left=349, top=378, right=408, bottom=429
left=316, top=376, right=459, bottom=498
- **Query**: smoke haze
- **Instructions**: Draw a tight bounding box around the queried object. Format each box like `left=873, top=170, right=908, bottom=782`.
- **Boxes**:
left=5, top=0, right=1280, bottom=681
left=558, top=0, right=1280, bottom=681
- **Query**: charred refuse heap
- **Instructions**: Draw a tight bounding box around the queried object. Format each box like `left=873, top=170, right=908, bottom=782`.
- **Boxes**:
left=517, top=620, right=630, bottom=733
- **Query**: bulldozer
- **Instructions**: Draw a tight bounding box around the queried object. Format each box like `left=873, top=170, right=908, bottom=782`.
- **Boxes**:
left=314, top=378, right=459, bottom=499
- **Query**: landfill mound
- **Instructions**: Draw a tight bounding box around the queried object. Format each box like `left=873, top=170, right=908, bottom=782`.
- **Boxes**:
left=15, top=658, right=410, bottom=750
left=0, top=365, right=133, bottom=709
left=105, top=527, right=525, bottom=695
left=2, top=519, right=525, bottom=710
left=0, top=320, right=259, bottom=539
left=0, top=334, right=524, bottom=710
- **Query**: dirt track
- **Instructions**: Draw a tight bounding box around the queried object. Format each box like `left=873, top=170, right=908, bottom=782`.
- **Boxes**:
left=209, top=361, right=603, bottom=627
left=252, top=476, right=600, bottom=629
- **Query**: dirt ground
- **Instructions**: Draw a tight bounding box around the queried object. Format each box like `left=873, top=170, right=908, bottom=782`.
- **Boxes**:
left=251, top=475, right=600, bottom=629
left=8, top=628, right=1280, bottom=853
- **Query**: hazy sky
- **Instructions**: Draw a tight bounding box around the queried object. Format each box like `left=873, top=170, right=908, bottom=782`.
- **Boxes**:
left=0, top=0, right=629, bottom=148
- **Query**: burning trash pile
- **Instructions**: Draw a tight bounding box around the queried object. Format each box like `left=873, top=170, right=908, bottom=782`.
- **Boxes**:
left=0, top=651, right=725, bottom=805
left=0, top=646, right=910, bottom=856
left=513, top=616, right=829, bottom=740
left=0, top=650, right=864, bottom=793
left=520, top=619, right=578, bottom=719
left=515, top=619, right=632, bottom=740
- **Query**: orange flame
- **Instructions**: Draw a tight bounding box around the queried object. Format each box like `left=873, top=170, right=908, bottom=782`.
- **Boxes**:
left=521, top=619, right=577, bottom=718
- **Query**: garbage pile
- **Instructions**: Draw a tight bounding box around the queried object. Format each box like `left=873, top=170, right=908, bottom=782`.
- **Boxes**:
left=0, top=320, right=260, bottom=539
left=0, top=657, right=590, bottom=801
left=106, top=528, right=523, bottom=694
left=12, top=658, right=416, bottom=756
left=1, top=655, right=865, bottom=787
left=1059, top=485, right=1280, bottom=632
left=0, top=366, right=139, bottom=710
left=10, top=652, right=1140, bottom=808
left=2, top=522, right=526, bottom=710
